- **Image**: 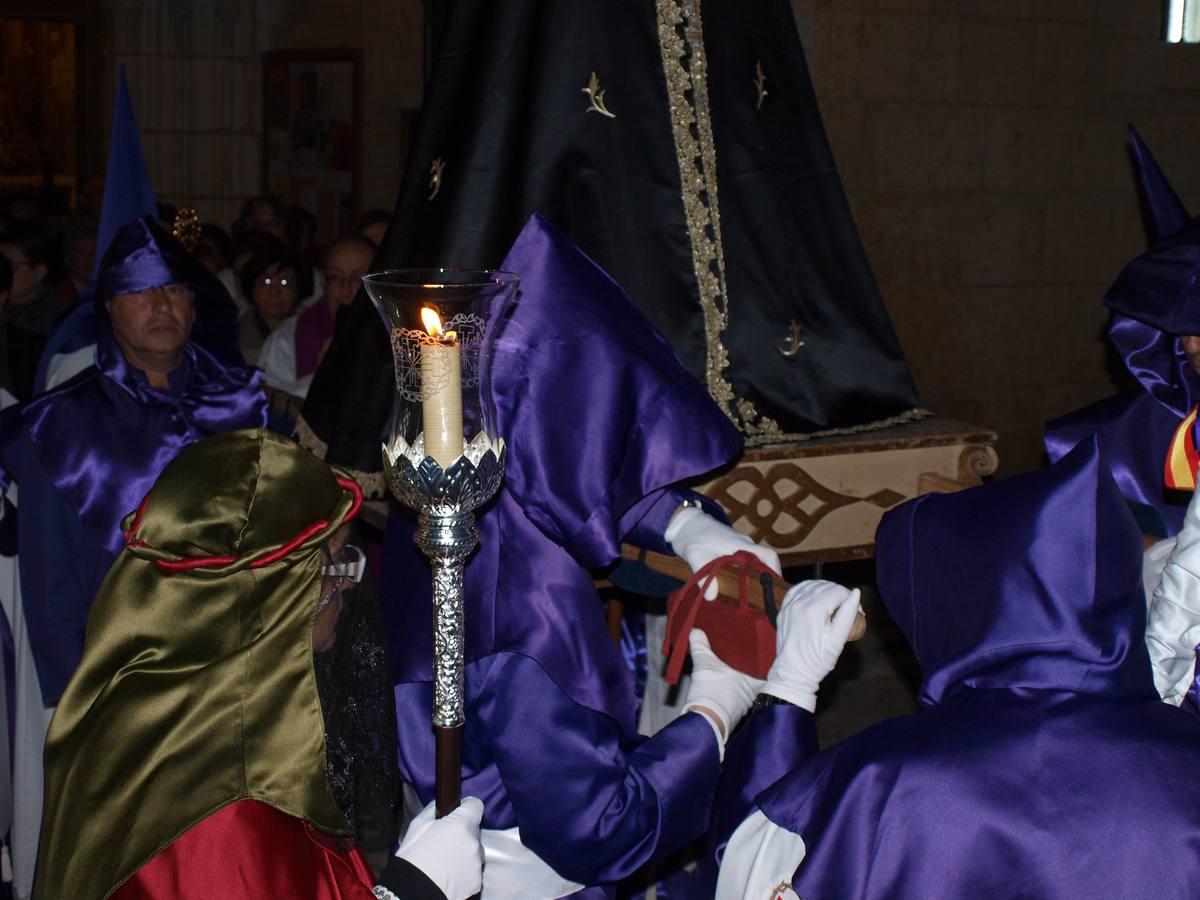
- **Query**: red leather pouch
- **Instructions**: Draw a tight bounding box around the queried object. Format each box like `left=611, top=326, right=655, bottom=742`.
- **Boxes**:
left=661, top=551, right=778, bottom=683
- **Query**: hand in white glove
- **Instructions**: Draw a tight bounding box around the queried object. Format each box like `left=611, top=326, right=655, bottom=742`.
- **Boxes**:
left=666, top=505, right=781, bottom=598
left=682, top=629, right=764, bottom=755
left=395, top=796, right=485, bottom=900
left=763, top=580, right=861, bottom=712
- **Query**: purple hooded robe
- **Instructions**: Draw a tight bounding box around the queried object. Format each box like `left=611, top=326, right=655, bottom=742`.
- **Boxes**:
left=753, top=438, right=1200, bottom=897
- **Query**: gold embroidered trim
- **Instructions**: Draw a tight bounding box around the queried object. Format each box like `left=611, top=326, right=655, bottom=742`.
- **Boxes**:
left=655, top=0, right=739, bottom=427
left=750, top=406, right=931, bottom=448
left=294, top=414, right=387, bottom=498
left=655, top=0, right=912, bottom=448
left=656, top=0, right=797, bottom=443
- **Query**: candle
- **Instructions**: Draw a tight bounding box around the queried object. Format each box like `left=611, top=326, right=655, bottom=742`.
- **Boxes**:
left=420, top=307, right=464, bottom=468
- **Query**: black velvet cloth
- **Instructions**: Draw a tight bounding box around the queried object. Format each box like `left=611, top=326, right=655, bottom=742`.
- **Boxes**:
left=301, top=0, right=919, bottom=478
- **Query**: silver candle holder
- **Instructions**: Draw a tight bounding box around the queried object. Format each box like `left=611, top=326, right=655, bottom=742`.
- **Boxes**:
left=382, top=432, right=505, bottom=729
left=365, top=269, right=519, bottom=817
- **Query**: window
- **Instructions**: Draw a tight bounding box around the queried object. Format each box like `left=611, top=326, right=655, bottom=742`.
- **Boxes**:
left=1166, top=0, right=1200, bottom=43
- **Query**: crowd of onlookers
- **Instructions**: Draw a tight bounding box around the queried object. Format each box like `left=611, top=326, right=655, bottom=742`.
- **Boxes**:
left=0, top=195, right=391, bottom=407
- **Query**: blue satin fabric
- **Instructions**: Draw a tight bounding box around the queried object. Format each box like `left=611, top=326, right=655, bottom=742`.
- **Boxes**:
left=758, top=439, right=1200, bottom=896
left=21, top=332, right=265, bottom=558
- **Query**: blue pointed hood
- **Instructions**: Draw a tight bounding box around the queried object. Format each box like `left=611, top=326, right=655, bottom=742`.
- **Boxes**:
left=875, top=438, right=1155, bottom=707
left=1129, top=125, right=1190, bottom=245
left=36, top=69, right=243, bottom=383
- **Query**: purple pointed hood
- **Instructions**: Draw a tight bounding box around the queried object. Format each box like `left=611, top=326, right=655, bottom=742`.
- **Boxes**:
left=875, top=437, right=1155, bottom=707
left=1099, top=215, right=1200, bottom=420
left=1128, top=125, right=1190, bottom=245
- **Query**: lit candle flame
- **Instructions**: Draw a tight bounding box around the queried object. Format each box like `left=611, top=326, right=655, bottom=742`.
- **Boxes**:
left=421, top=307, right=444, bottom=338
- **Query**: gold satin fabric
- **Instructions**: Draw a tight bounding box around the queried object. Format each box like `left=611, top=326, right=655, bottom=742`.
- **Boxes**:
left=36, top=429, right=356, bottom=899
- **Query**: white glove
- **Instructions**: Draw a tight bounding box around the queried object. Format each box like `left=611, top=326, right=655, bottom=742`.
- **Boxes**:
left=395, top=796, right=485, bottom=900
left=762, top=580, right=861, bottom=712
left=666, top=505, right=782, bottom=599
left=1147, top=487, right=1200, bottom=704
left=682, top=629, right=764, bottom=757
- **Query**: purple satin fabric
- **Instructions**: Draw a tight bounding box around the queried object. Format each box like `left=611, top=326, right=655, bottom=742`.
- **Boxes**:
left=19, top=330, right=266, bottom=556
left=395, top=653, right=722, bottom=891
left=1045, top=390, right=1186, bottom=534
left=1044, top=217, right=1200, bottom=535
left=1106, top=217, right=1200, bottom=341
left=387, top=215, right=740, bottom=893
left=758, top=440, right=1200, bottom=896
left=294, top=300, right=334, bottom=379
left=386, top=214, right=741, bottom=723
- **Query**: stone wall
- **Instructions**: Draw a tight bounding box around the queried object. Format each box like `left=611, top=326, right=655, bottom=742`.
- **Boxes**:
left=793, top=0, right=1200, bottom=473
left=93, top=0, right=423, bottom=236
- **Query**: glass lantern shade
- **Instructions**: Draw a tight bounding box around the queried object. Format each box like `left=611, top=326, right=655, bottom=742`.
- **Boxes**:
left=363, top=269, right=519, bottom=472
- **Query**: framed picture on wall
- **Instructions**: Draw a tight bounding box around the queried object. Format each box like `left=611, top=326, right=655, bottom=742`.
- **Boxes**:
left=262, top=49, right=361, bottom=242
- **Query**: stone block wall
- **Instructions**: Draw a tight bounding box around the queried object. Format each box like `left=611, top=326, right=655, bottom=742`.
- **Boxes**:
left=92, top=0, right=423, bottom=236
left=793, top=0, right=1200, bottom=473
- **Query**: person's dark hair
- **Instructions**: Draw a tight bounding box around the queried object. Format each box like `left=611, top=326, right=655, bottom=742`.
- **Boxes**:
left=0, top=252, right=11, bottom=294
left=241, top=247, right=309, bottom=306
left=156, top=201, right=179, bottom=225
left=234, top=195, right=287, bottom=238
left=0, top=224, right=52, bottom=268
left=198, top=223, right=233, bottom=271
left=61, top=218, right=98, bottom=250
left=355, top=208, right=391, bottom=232
left=285, top=205, right=318, bottom=249
left=324, top=232, right=377, bottom=265
left=231, top=230, right=286, bottom=268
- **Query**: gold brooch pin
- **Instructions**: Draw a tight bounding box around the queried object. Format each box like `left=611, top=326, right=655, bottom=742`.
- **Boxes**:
left=582, top=71, right=616, bottom=119
left=779, top=320, right=805, bottom=357
left=755, top=60, right=768, bottom=110
left=427, top=158, right=445, bottom=200
left=172, top=207, right=201, bottom=252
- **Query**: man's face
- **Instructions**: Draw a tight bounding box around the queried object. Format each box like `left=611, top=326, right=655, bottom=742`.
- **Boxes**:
left=322, top=242, right=373, bottom=310
left=1183, top=335, right=1200, bottom=376
left=108, top=284, right=195, bottom=359
left=64, top=234, right=97, bottom=282
left=0, top=243, right=46, bottom=304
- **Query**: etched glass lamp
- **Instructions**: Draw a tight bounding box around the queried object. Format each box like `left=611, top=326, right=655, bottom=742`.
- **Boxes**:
left=364, top=268, right=518, bottom=815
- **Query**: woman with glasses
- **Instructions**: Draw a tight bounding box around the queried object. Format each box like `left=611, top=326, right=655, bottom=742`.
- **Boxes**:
left=238, top=248, right=306, bottom=365
left=35, top=429, right=484, bottom=900
left=258, top=234, right=376, bottom=401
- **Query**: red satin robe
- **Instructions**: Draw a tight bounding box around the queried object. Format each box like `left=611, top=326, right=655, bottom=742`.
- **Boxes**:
left=112, top=799, right=376, bottom=899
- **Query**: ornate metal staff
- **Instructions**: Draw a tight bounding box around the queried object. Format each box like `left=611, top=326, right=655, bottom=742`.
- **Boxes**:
left=365, top=269, right=519, bottom=816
